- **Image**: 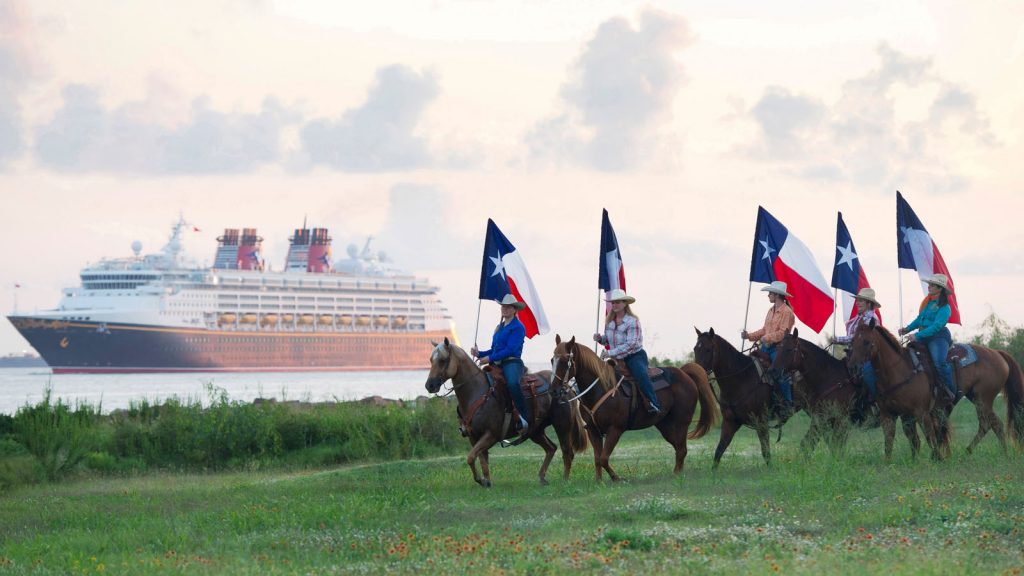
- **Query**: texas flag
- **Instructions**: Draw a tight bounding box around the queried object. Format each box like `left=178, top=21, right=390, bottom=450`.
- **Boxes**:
left=479, top=219, right=549, bottom=338
left=896, top=191, right=960, bottom=325
left=598, top=208, right=626, bottom=293
left=750, top=206, right=834, bottom=332
left=831, top=212, right=881, bottom=325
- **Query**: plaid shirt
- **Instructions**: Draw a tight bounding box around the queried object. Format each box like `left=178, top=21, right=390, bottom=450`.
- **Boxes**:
left=747, top=303, right=795, bottom=345
left=834, top=309, right=880, bottom=345
left=600, top=314, right=643, bottom=359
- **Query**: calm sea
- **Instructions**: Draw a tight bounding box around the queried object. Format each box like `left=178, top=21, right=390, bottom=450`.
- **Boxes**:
left=0, top=368, right=437, bottom=415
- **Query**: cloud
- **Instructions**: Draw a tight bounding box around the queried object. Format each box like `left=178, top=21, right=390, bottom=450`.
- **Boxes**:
left=375, top=184, right=473, bottom=269
left=33, top=85, right=298, bottom=174
left=747, top=44, right=994, bottom=193
left=299, top=65, right=440, bottom=172
left=0, top=0, right=44, bottom=167
left=526, top=9, right=694, bottom=171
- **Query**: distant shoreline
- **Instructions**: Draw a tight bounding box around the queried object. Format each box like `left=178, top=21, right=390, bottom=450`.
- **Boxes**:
left=0, top=356, right=48, bottom=368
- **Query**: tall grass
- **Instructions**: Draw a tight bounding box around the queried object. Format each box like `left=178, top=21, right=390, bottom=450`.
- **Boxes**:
left=0, top=386, right=462, bottom=488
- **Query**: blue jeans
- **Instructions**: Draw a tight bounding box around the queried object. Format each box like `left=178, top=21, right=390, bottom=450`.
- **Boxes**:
left=922, top=333, right=954, bottom=395
left=762, top=344, right=793, bottom=403
left=501, top=360, right=528, bottom=421
left=860, top=361, right=877, bottom=400
left=624, top=349, right=661, bottom=411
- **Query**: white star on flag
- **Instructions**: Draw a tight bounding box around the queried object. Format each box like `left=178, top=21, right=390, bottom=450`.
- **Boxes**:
left=759, top=238, right=776, bottom=261
left=489, top=252, right=506, bottom=280
left=836, top=241, right=858, bottom=270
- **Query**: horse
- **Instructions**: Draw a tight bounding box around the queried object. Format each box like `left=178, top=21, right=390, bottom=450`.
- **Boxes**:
left=550, top=335, right=718, bottom=481
left=941, top=342, right=1024, bottom=454
left=692, top=328, right=792, bottom=468
left=424, top=338, right=589, bottom=488
left=768, top=328, right=922, bottom=456
left=846, top=323, right=951, bottom=461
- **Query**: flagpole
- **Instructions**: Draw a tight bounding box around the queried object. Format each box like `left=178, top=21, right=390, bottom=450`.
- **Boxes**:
left=473, top=300, right=482, bottom=349
left=831, top=288, right=838, bottom=358
left=741, top=281, right=753, bottom=349
left=594, top=289, right=603, bottom=352
left=897, top=271, right=905, bottom=331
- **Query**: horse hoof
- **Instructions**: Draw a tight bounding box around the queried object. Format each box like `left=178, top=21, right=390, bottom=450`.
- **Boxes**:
left=539, top=478, right=549, bottom=486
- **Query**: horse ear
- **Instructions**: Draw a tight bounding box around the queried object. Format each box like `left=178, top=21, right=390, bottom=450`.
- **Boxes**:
left=793, top=327, right=799, bottom=338
left=694, top=326, right=701, bottom=337
left=709, top=327, right=716, bottom=337
left=443, top=337, right=450, bottom=348
left=555, top=334, right=561, bottom=344
left=430, top=340, right=438, bottom=347
left=569, top=335, right=576, bottom=345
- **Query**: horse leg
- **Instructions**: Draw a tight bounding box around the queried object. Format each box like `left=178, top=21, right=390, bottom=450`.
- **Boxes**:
left=756, top=424, right=772, bottom=467
left=800, top=413, right=822, bottom=457
left=599, top=428, right=625, bottom=482
left=656, top=418, right=688, bottom=475
left=466, top=433, right=497, bottom=488
left=922, top=414, right=944, bottom=461
left=588, top=428, right=606, bottom=482
left=553, top=425, right=576, bottom=481
left=713, top=418, right=741, bottom=470
left=531, top=431, right=557, bottom=486
left=880, top=413, right=897, bottom=462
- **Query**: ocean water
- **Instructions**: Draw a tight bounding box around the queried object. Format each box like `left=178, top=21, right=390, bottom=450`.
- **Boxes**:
left=0, top=368, right=436, bottom=415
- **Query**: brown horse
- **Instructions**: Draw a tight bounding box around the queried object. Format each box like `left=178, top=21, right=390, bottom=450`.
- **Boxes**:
left=846, top=323, right=951, bottom=460
left=769, top=328, right=922, bottom=455
left=550, top=335, right=718, bottom=481
left=693, top=328, right=788, bottom=468
left=425, top=338, right=589, bottom=488
left=944, top=343, right=1024, bottom=453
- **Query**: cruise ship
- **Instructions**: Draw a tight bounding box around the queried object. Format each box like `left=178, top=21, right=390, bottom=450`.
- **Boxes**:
left=7, top=217, right=458, bottom=373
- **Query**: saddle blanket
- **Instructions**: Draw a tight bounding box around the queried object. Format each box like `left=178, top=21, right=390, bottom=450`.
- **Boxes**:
left=948, top=343, right=978, bottom=369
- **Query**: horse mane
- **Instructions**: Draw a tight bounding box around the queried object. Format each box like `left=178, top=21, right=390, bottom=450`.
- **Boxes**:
left=871, top=325, right=903, bottom=354
left=796, top=337, right=843, bottom=368
left=571, top=342, right=617, bottom=390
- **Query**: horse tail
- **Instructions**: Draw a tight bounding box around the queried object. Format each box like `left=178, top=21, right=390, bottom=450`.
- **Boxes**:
left=682, top=362, right=720, bottom=440
left=566, top=397, right=590, bottom=454
left=997, top=351, right=1024, bottom=446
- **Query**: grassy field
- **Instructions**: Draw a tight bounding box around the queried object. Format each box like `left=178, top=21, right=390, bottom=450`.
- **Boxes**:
left=1, top=402, right=1022, bottom=575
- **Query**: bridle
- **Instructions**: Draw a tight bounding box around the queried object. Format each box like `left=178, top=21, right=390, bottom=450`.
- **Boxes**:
left=699, top=335, right=755, bottom=381
left=552, top=345, right=603, bottom=403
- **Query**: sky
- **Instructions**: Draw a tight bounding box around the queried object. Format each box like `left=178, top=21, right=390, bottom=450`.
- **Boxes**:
left=2, top=0, right=1023, bottom=363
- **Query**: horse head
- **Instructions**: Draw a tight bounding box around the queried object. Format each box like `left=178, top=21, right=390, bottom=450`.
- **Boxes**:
left=847, top=321, right=879, bottom=378
left=693, top=327, right=718, bottom=372
left=768, top=328, right=802, bottom=381
left=425, top=337, right=460, bottom=393
left=551, top=334, right=578, bottom=393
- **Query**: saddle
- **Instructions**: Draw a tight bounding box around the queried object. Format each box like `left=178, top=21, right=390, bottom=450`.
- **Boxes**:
left=607, top=358, right=673, bottom=398
left=483, top=365, right=550, bottom=421
left=906, top=342, right=955, bottom=403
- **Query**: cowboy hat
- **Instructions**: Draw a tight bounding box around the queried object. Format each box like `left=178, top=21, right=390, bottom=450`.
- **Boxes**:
left=605, top=288, right=635, bottom=304
left=854, top=287, right=881, bottom=308
left=497, top=294, right=526, bottom=310
left=761, top=281, right=792, bottom=297
left=925, top=273, right=949, bottom=291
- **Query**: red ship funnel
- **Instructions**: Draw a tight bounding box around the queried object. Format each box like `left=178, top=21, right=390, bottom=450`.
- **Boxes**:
left=237, top=228, right=264, bottom=270
left=307, top=228, right=332, bottom=273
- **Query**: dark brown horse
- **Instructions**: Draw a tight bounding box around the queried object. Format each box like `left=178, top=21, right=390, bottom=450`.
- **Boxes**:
left=425, top=338, right=589, bottom=488
left=769, top=328, right=922, bottom=455
left=551, top=335, right=718, bottom=481
left=846, top=323, right=951, bottom=460
left=693, top=328, right=789, bottom=468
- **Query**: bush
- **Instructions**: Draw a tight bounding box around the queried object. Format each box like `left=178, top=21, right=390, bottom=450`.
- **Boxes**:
left=12, top=390, right=102, bottom=480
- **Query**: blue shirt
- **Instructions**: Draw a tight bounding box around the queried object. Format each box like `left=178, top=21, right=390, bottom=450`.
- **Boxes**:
left=907, top=299, right=951, bottom=339
left=478, top=317, right=525, bottom=363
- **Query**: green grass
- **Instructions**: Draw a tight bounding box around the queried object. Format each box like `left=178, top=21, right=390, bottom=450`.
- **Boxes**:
left=1, top=402, right=1022, bottom=575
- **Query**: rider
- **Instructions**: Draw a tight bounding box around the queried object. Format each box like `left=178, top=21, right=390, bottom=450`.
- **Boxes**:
left=472, top=294, right=530, bottom=433
left=742, top=281, right=797, bottom=417
left=899, top=273, right=957, bottom=401
left=593, top=289, right=662, bottom=414
left=831, top=287, right=882, bottom=402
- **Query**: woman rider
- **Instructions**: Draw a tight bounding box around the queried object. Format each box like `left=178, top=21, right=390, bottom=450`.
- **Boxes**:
left=830, top=287, right=882, bottom=402
left=592, top=289, right=662, bottom=414
left=899, top=273, right=957, bottom=401
left=742, top=281, right=797, bottom=416
left=472, top=294, right=530, bottom=432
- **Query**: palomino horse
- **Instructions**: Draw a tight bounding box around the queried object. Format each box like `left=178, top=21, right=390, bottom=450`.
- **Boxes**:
left=846, top=323, right=951, bottom=461
left=693, top=328, right=792, bottom=468
left=550, top=335, right=718, bottom=481
left=425, top=338, right=588, bottom=488
left=768, top=328, right=921, bottom=455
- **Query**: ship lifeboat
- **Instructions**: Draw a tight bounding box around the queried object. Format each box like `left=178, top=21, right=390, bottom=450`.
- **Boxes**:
left=392, top=316, right=407, bottom=328
left=318, top=314, right=334, bottom=326
left=375, top=315, right=389, bottom=327
left=356, top=315, right=371, bottom=326
left=240, top=313, right=258, bottom=324
left=336, top=315, right=353, bottom=326
left=299, top=314, right=315, bottom=325
left=260, top=314, right=279, bottom=327
left=217, top=313, right=236, bottom=325
left=281, top=314, right=294, bottom=324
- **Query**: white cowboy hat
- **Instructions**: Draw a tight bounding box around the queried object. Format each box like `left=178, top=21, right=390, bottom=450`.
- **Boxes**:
left=854, top=287, right=881, bottom=308
left=605, top=288, right=635, bottom=304
left=761, top=281, right=792, bottom=297
left=497, top=294, right=526, bottom=310
left=925, top=273, right=949, bottom=291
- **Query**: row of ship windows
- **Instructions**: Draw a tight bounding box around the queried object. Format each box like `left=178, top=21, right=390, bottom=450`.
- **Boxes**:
left=182, top=337, right=398, bottom=344
left=81, top=275, right=157, bottom=281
